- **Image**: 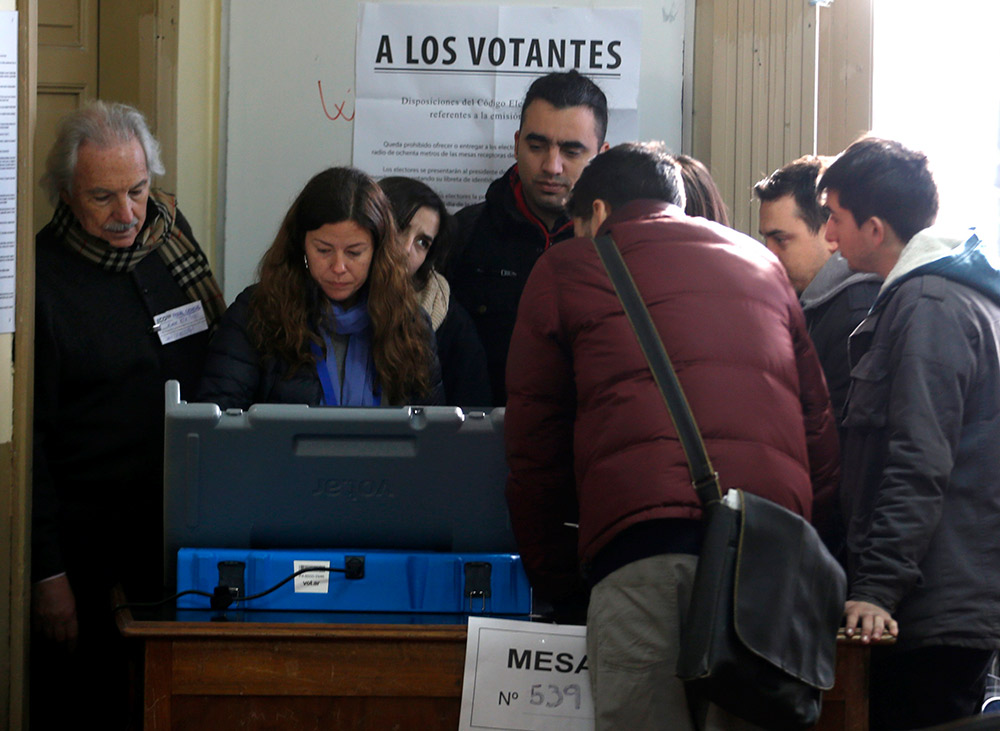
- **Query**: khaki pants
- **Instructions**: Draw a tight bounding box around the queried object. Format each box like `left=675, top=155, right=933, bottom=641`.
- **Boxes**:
left=586, top=553, right=762, bottom=731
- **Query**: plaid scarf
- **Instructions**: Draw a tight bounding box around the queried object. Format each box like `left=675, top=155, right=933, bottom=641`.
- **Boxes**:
left=51, top=190, right=226, bottom=329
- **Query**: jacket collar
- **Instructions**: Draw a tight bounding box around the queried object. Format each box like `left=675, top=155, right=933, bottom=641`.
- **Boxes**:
left=596, top=199, right=687, bottom=234
left=800, top=253, right=882, bottom=311
left=874, top=226, right=1000, bottom=309
left=486, top=164, right=573, bottom=248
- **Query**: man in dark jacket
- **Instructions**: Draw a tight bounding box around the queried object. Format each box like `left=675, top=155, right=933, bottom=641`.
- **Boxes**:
left=754, top=156, right=881, bottom=419
left=32, top=101, right=224, bottom=727
left=505, top=142, right=840, bottom=730
left=820, top=137, right=1000, bottom=729
left=448, top=70, right=609, bottom=404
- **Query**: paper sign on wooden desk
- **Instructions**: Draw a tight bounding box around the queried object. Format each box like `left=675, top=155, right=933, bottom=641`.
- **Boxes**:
left=460, top=617, right=595, bottom=731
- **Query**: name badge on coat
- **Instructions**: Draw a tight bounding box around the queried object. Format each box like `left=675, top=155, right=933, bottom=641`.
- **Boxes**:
left=152, top=301, right=208, bottom=345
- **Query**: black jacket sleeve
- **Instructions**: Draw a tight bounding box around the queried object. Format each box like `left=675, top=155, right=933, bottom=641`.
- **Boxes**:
left=196, top=287, right=263, bottom=410
left=436, top=296, right=492, bottom=407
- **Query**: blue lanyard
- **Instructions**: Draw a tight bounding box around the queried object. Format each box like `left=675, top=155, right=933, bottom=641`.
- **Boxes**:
left=309, top=338, right=381, bottom=406
left=310, top=340, right=340, bottom=406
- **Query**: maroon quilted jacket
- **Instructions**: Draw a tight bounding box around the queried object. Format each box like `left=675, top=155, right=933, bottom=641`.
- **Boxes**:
left=504, top=200, right=840, bottom=600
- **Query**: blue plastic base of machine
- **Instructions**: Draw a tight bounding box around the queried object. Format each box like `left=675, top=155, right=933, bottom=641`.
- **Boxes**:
left=176, top=547, right=531, bottom=615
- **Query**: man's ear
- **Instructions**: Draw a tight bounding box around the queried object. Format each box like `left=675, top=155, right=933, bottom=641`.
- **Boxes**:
left=867, top=216, right=887, bottom=246
left=599, top=141, right=610, bottom=153
left=820, top=222, right=837, bottom=254
left=591, top=199, right=611, bottom=231
left=514, top=129, right=520, bottom=152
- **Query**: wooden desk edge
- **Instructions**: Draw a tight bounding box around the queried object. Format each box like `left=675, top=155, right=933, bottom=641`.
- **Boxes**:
left=114, top=583, right=890, bottom=646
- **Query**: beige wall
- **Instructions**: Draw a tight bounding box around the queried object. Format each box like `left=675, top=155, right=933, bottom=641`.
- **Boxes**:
left=691, top=0, right=821, bottom=238
left=691, top=0, right=872, bottom=241
left=176, top=0, right=220, bottom=268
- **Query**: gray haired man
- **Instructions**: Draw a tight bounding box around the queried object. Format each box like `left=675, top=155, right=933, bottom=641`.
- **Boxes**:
left=31, top=101, right=223, bottom=727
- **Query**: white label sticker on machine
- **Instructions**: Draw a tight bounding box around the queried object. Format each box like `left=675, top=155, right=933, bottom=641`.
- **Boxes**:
left=293, top=560, right=330, bottom=593
left=460, top=616, right=594, bottom=731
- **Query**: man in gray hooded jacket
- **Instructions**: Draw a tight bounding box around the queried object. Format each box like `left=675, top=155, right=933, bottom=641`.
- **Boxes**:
left=755, top=156, right=881, bottom=419
left=820, top=137, right=1000, bottom=730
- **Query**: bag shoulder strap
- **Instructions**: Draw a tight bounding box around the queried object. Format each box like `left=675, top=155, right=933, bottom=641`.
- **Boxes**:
left=591, top=233, right=721, bottom=506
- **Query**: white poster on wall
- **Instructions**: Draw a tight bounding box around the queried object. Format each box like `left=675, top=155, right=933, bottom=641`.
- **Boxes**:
left=353, top=3, right=640, bottom=210
left=0, top=11, right=16, bottom=333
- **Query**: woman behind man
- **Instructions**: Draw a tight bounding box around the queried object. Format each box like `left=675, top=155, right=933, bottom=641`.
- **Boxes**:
left=381, top=176, right=492, bottom=407
left=676, top=154, right=731, bottom=226
left=198, top=167, right=442, bottom=409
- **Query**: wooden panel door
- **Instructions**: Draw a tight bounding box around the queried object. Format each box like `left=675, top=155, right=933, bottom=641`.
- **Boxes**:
left=35, top=0, right=97, bottom=233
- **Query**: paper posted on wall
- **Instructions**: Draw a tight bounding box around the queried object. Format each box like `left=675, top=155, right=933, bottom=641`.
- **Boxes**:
left=354, top=3, right=639, bottom=211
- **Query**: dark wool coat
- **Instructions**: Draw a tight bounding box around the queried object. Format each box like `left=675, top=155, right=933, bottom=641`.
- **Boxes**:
left=33, top=205, right=211, bottom=585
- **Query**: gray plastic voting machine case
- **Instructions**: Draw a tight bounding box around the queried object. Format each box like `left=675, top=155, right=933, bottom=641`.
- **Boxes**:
left=162, top=381, right=517, bottom=587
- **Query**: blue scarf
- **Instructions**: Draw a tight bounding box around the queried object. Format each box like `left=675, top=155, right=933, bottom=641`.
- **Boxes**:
left=310, top=296, right=380, bottom=406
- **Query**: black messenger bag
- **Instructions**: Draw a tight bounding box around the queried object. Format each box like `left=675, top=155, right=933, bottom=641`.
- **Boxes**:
left=676, top=488, right=845, bottom=729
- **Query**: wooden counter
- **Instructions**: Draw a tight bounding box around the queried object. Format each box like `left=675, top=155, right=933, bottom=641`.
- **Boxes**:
left=117, top=601, right=873, bottom=730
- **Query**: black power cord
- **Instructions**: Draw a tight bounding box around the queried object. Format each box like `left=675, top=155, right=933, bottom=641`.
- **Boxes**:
left=112, top=555, right=366, bottom=613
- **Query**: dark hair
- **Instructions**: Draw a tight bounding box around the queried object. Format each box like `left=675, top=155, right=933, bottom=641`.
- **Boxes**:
left=520, top=70, right=609, bottom=145
left=379, top=176, right=456, bottom=290
left=250, top=167, right=431, bottom=404
left=754, top=155, right=830, bottom=234
left=817, top=137, right=938, bottom=243
left=567, top=142, right=684, bottom=219
left=676, top=154, right=730, bottom=226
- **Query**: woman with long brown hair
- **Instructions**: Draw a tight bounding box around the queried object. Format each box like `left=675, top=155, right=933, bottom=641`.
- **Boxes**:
left=197, top=167, right=442, bottom=409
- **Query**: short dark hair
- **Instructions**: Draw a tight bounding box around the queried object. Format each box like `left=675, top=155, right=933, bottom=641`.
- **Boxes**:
left=379, top=176, right=456, bottom=290
left=520, top=70, right=609, bottom=145
left=754, top=156, right=830, bottom=234
left=676, top=154, right=730, bottom=226
left=567, top=142, right=684, bottom=219
left=817, top=137, right=938, bottom=244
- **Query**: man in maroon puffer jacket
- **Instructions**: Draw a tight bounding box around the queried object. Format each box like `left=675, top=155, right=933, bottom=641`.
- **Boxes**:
left=505, top=142, right=840, bottom=731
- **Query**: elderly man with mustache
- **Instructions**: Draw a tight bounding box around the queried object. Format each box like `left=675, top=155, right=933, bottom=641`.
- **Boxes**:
left=31, top=100, right=224, bottom=728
